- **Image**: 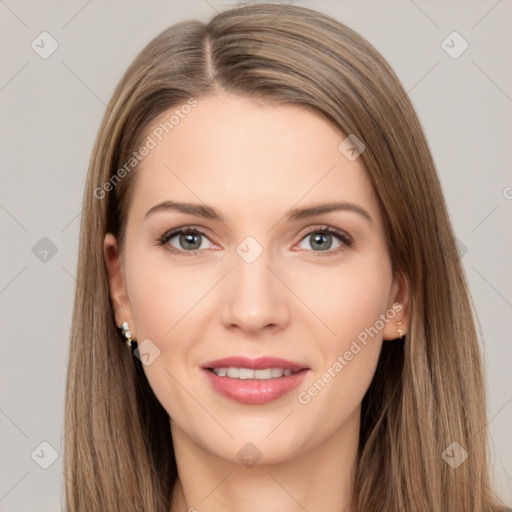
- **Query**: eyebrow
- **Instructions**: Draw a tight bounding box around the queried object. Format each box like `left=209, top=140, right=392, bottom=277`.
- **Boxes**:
left=144, top=200, right=373, bottom=224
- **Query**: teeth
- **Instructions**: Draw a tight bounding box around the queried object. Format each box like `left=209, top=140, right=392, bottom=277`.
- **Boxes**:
left=272, top=368, right=283, bottom=378
left=211, top=367, right=296, bottom=379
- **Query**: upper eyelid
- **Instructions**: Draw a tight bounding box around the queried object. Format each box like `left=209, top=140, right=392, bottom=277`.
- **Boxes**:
left=160, top=226, right=216, bottom=244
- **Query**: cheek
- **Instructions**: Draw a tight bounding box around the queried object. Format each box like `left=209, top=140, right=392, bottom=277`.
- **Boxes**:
left=294, top=258, right=392, bottom=410
left=295, top=297, right=388, bottom=447
left=294, top=256, right=393, bottom=341
left=124, top=250, right=208, bottom=341
left=123, top=249, right=215, bottom=398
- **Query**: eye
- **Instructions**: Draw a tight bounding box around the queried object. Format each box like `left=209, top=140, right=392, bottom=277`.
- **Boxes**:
left=158, top=227, right=214, bottom=256
left=157, top=225, right=353, bottom=257
left=295, top=226, right=352, bottom=256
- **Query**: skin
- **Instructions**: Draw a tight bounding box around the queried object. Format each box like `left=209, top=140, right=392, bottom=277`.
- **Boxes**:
left=104, top=93, right=409, bottom=512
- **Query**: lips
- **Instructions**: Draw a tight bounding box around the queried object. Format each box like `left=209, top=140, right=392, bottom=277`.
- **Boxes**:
left=201, top=356, right=310, bottom=405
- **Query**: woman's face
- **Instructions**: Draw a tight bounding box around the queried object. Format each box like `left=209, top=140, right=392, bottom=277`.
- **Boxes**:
left=105, top=93, right=407, bottom=465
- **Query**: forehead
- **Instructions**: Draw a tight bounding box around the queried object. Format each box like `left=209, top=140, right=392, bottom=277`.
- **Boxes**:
left=129, top=93, right=379, bottom=224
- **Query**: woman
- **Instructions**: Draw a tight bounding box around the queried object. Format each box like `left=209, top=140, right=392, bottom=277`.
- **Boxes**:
left=64, top=3, right=508, bottom=511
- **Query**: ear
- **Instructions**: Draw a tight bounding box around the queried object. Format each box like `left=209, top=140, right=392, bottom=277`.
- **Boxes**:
left=104, top=233, right=136, bottom=340
left=382, top=270, right=410, bottom=341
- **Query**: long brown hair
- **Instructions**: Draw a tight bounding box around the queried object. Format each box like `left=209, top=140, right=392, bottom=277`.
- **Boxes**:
left=64, top=4, right=507, bottom=511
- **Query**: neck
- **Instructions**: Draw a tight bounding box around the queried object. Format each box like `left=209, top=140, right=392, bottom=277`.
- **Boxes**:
left=169, top=409, right=359, bottom=512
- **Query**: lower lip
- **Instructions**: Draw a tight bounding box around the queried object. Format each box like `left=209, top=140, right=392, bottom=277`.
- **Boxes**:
left=202, top=368, right=309, bottom=405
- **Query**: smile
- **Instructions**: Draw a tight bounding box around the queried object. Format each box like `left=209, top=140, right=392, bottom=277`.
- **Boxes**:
left=209, top=367, right=302, bottom=379
left=201, top=356, right=310, bottom=404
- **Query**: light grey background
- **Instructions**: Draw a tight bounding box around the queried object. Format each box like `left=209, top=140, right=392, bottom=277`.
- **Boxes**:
left=1, top=1, right=511, bottom=510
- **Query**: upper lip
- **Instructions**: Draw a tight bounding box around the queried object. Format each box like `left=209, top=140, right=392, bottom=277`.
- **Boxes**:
left=201, top=356, right=309, bottom=371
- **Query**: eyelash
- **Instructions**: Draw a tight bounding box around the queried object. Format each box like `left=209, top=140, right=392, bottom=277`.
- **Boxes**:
left=157, top=225, right=353, bottom=258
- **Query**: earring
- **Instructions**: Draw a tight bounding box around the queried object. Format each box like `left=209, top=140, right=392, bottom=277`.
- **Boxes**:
left=119, top=321, right=134, bottom=348
left=395, top=320, right=405, bottom=339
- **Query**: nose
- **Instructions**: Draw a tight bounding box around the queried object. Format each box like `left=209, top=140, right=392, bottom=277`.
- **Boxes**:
left=220, top=247, right=290, bottom=334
